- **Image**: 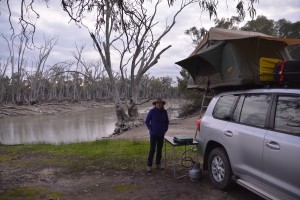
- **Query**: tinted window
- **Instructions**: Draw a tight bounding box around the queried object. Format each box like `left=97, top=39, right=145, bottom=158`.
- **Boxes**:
left=274, top=96, right=300, bottom=134
left=213, top=95, right=238, bottom=120
left=239, top=94, right=271, bottom=127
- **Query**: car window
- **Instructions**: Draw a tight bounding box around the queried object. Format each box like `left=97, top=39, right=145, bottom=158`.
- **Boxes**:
left=274, top=96, right=300, bottom=135
left=239, top=94, right=271, bottom=127
left=232, top=95, right=245, bottom=122
left=213, top=95, right=238, bottom=120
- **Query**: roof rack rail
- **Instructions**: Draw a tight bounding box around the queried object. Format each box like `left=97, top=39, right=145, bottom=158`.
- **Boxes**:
left=259, top=72, right=300, bottom=88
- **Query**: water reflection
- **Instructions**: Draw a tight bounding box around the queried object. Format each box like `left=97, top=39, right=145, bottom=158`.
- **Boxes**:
left=0, top=106, right=117, bottom=145
left=0, top=103, right=178, bottom=145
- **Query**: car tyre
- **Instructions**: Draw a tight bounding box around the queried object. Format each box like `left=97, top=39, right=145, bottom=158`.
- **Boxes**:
left=208, top=147, right=233, bottom=190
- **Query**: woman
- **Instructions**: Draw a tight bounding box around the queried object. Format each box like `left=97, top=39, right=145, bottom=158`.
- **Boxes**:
left=145, top=98, right=169, bottom=172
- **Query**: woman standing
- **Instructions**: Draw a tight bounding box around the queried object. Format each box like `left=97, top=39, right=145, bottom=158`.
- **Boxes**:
left=145, top=98, right=169, bottom=172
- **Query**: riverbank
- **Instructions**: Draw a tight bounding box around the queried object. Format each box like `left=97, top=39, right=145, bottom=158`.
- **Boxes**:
left=0, top=101, right=110, bottom=119
left=0, top=98, right=190, bottom=119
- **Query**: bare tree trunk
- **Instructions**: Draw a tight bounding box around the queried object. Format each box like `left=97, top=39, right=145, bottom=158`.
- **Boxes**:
left=89, top=5, right=129, bottom=124
left=0, top=44, right=9, bottom=103
left=61, top=0, right=197, bottom=134
left=30, top=37, right=57, bottom=103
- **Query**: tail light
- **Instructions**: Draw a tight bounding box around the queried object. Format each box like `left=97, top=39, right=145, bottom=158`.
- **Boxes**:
left=196, top=118, right=201, bottom=131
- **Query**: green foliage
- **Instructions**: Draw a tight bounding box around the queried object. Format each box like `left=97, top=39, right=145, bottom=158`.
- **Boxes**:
left=177, top=69, right=203, bottom=104
left=0, top=140, right=150, bottom=172
left=274, top=19, right=300, bottom=59
left=241, top=15, right=276, bottom=36
left=113, top=183, right=139, bottom=192
left=146, top=76, right=178, bottom=98
left=0, top=156, right=10, bottom=162
left=0, top=139, right=192, bottom=174
left=275, top=19, right=300, bottom=38
left=184, top=27, right=208, bottom=46
left=214, top=16, right=242, bottom=30
left=196, top=0, right=259, bottom=20
left=177, top=69, right=190, bottom=93
left=0, top=187, right=63, bottom=200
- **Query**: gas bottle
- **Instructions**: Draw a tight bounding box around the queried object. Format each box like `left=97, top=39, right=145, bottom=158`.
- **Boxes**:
left=189, top=161, right=202, bottom=181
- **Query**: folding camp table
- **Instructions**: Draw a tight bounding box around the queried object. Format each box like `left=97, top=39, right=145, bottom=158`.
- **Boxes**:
left=164, top=136, right=198, bottom=179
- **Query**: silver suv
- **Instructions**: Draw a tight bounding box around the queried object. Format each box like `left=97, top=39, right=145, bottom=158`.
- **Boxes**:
left=196, top=88, right=300, bottom=200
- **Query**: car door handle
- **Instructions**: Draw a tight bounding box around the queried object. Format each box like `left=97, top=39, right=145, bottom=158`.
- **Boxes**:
left=224, top=130, right=233, bottom=137
left=266, top=142, right=280, bottom=150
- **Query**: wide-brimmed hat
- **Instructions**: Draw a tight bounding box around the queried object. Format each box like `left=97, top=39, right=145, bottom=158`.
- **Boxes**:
left=152, top=98, right=166, bottom=105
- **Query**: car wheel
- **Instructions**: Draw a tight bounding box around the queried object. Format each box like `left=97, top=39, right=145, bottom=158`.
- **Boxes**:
left=208, top=147, right=233, bottom=190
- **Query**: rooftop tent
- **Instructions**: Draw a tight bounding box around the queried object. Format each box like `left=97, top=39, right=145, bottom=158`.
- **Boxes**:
left=176, top=28, right=300, bottom=90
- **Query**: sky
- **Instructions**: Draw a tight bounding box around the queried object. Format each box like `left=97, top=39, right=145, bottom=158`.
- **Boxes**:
left=0, top=0, right=299, bottom=83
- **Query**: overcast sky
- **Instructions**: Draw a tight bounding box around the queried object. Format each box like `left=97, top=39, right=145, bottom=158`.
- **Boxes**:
left=0, top=0, right=299, bottom=83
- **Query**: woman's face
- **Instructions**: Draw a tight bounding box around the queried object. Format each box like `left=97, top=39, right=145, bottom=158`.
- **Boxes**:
left=155, top=102, right=163, bottom=109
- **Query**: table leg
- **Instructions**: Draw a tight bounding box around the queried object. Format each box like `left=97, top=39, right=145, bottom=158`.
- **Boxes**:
left=184, top=145, right=187, bottom=166
left=173, top=146, right=176, bottom=179
left=164, top=139, right=166, bottom=168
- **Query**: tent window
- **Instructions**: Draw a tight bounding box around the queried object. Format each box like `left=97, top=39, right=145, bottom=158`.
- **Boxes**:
left=207, top=40, right=216, bottom=47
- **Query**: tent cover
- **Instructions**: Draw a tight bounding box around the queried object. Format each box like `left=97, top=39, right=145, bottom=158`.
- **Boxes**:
left=176, top=28, right=300, bottom=90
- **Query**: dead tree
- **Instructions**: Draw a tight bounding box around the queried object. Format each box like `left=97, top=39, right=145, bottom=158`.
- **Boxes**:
left=65, top=0, right=201, bottom=127
left=29, top=36, right=58, bottom=103
left=2, top=34, right=28, bottom=104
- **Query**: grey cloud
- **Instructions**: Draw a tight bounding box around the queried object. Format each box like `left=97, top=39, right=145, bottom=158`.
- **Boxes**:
left=0, top=0, right=299, bottom=83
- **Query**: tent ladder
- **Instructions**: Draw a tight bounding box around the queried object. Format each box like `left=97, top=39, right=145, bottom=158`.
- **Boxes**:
left=199, top=91, right=214, bottom=118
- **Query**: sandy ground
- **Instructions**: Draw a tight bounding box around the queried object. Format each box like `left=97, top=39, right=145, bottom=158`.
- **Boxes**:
left=0, top=103, right=263, bottom=200
left=113, top=115, right=199, bottom=140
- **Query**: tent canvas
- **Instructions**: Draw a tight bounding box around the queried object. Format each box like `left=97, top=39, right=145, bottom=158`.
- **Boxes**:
left=176, top=28, right=300, bottom=90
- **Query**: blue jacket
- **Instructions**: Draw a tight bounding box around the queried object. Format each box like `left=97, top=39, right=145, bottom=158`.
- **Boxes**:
left=145, top=107, right=169, bottom=136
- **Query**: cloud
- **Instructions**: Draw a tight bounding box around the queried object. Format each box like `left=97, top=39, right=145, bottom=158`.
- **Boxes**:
left=254, top=0, right=300, bottom=22
left=0, top=0, right=298, bottom=83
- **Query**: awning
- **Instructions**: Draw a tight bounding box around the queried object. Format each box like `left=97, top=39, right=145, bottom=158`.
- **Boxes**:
left=175, top=41, right=225, bottom=81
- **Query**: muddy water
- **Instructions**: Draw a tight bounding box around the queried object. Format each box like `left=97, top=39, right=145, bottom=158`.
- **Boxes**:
left=0, top=106, right=120, bottom=145
left=0, top=104, right=178, bottom=145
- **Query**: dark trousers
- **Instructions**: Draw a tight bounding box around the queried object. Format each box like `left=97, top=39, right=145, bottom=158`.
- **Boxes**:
left=147, top=135, right=164, bottom=167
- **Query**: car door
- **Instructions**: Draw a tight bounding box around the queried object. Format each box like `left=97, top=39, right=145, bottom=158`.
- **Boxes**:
left=262, top=95, right=300, bottom=200
left=222, top=94, right=271, bottom=182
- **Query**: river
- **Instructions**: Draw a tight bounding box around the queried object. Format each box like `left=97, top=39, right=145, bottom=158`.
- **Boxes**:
left=0, top=103, right=179, bottom=145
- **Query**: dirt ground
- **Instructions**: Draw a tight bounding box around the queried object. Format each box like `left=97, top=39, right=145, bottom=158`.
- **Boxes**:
left=0, top=103, right=263, bottom=200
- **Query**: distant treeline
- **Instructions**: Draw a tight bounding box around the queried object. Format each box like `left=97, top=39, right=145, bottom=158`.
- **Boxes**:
left=0, top=68, right=179, bottom=105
